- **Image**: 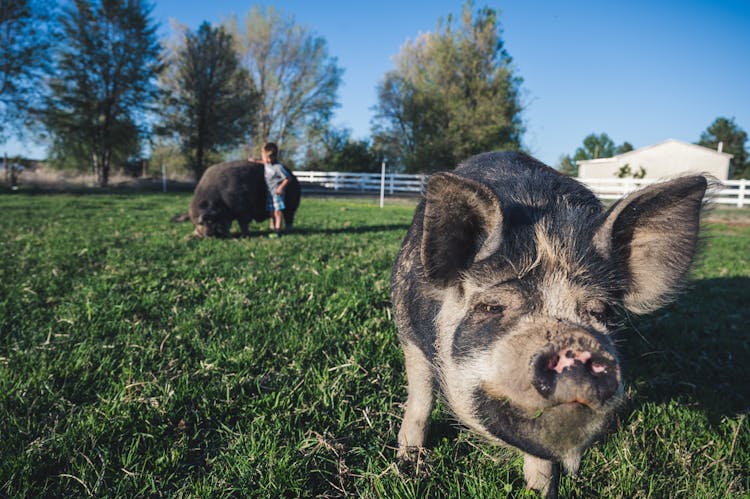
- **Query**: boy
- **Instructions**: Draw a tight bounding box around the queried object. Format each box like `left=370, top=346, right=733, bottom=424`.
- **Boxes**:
left=259, top=142, right=289, bottom=237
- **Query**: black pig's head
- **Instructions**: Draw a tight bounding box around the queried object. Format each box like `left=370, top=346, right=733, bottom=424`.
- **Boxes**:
left=191, top=199, right=231, bottom=238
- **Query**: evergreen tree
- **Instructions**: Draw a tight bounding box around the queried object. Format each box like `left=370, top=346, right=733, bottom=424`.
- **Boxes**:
left=159, top=21, right=258, bottom=181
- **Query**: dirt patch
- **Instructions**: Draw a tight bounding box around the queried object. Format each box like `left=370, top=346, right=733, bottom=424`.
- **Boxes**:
left=702, top=207, right=750, bottom=226
left=1, top=166, right=195, bottom=193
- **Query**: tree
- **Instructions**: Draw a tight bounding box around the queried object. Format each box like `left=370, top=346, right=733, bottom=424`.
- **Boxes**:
left=580, top=133, right=616, bottom=160
left=558, top=133, right=632, bottom=176
left=159, top=21, right=258, bottom=181
left=371, top=2, right=523, bottom=173
left=304, top=127, right=379, bottom=172
left=697, top=117, right=749, bottom=179
left=617, top=141, right=634, bottom=154
left=615, top=163, right=646, bottom=179
left=42, top=0, right=160, bottom=186
left=558, top=155, right=578, bottom=177
left=225, top=6, right=343, bottom=165
left=0, top=0, right=55, bottom=142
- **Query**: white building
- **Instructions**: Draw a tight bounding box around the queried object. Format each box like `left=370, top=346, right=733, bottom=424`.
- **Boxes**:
left=577, top=139, right=733, bottom=180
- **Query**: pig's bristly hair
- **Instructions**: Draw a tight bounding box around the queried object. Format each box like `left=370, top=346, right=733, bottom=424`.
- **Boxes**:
left=462, top=192, right=627, bottom=306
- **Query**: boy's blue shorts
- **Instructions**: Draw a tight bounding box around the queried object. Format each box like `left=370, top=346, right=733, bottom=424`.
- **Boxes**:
left=267, top=193, right=285, bottom=212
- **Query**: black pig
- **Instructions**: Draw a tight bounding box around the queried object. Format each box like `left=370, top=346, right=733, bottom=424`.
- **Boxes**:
left=184, top=160, right=301, bottom=238
left=391, top=151, right=707, bottom=497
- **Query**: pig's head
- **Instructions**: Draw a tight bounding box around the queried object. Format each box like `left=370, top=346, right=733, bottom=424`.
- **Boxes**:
left=419, top=171, right=707, bottom=476
left=191, top=199, right=231, bottom=238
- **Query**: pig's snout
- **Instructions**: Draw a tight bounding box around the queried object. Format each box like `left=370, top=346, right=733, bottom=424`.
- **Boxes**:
left=532, top=342, right=620, bottom=407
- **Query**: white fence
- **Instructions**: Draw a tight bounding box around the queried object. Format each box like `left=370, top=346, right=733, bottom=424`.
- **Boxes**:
left=578, top=177, right=748, bottom=208
left=294, top=171, right=427, bottom=195
left=295, top=170, right=749, bottom=208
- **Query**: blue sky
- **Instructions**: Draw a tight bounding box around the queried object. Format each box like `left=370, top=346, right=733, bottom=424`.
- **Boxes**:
left=5, top=0, right=750, bottom=168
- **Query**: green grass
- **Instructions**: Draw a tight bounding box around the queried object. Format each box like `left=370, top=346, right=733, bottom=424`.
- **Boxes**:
left=0, top=193, right=747, bottom=497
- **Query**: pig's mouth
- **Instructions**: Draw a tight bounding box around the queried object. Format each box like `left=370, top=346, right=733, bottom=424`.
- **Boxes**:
left=471, top=340, right=622, bottom=459
left=562, top=398, right=594, bottom=408
left=530, top=343, right=621, bottom=411
left=195, top=221, right=230, bottom=238
left=472, top=387, right=615, bottom=461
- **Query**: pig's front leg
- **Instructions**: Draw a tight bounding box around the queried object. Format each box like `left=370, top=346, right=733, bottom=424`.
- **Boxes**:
left=524, top=453, right=560, bottom=499
left=397, top=341, right=435, bottom=459
left=238, top=219, right=250, bottom=237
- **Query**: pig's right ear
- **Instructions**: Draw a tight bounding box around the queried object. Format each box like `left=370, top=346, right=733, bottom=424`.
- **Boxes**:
left=421, top=172, right=503, bottom=287
left=593, top=175, right=708, bottom=314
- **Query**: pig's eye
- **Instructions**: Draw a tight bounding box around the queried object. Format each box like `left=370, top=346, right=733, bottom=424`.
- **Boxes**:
left=477, top=303, right=505, bottom=315
left=586, top=302, right=613, bottom=324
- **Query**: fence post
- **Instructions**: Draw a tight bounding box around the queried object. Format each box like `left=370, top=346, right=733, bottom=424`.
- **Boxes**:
left=334, top=172, right=340, bottom=191
left=738, top=178, right=747, bottom=208
left=389, top=173, right=394, bottom=195
left=162, top=163, right=167, bottom=193
left=380, top=160, right=386, bottom=208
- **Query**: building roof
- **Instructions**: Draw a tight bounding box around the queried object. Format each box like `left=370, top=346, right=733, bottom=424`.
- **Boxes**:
left=577, top=138, right=733, bottom=165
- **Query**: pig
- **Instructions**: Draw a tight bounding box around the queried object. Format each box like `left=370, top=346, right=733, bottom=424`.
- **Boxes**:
left=183, top=160, right=301, bottom=238
left=390, top=151, right=708, bottom=497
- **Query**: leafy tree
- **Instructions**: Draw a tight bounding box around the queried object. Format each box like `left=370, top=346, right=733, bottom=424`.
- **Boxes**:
left=558, top=155, right=578, bottom=177
left=697, top=117, right=749, bottom=179
left=617, top=141, right=634, bottom=154
left=580, top=133, right=616, bottom=159
left=148, top=139, right=189, bottom=177
left=615, top=163, right=646, bottom=179
left=159, top=21, right=258, bottom=181
left=371, top=2, right=523, bottom=173
left=304, top=127, right=379, bottom=172
left=42, top=0, right=161, bottom=186
left=0, top=0, right=56, bottom=142
left=225, top=6, right=342, bottom=166
left=558, top=133, right=632, bottom=176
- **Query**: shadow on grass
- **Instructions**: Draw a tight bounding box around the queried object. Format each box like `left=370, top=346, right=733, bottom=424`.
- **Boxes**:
left=210, top=224, right=412, bottom=239
left=620, top=276, right=750, bottom=421
left=424, top=419, right=461, bottom=448
left=286, top=224, right=411, bottom=236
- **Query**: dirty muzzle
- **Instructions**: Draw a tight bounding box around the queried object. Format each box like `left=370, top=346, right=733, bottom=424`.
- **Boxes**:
left=531, top=329, right=621, bottom=409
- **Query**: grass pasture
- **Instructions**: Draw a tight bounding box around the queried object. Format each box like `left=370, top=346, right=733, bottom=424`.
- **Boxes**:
left=0, top=193, right=748, bottom=497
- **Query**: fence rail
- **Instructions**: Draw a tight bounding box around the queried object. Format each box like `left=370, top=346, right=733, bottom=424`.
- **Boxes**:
left=295, top=171, right=749, bottom=208
left=577, top=177, right=748, bottom=208
left=294, top=171, right=427, bottom=195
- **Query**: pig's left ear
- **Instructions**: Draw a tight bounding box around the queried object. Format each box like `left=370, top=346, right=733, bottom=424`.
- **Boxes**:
left=593, top=176, right=708, bottom=314
left=421, top=172, right=503, bottom=287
